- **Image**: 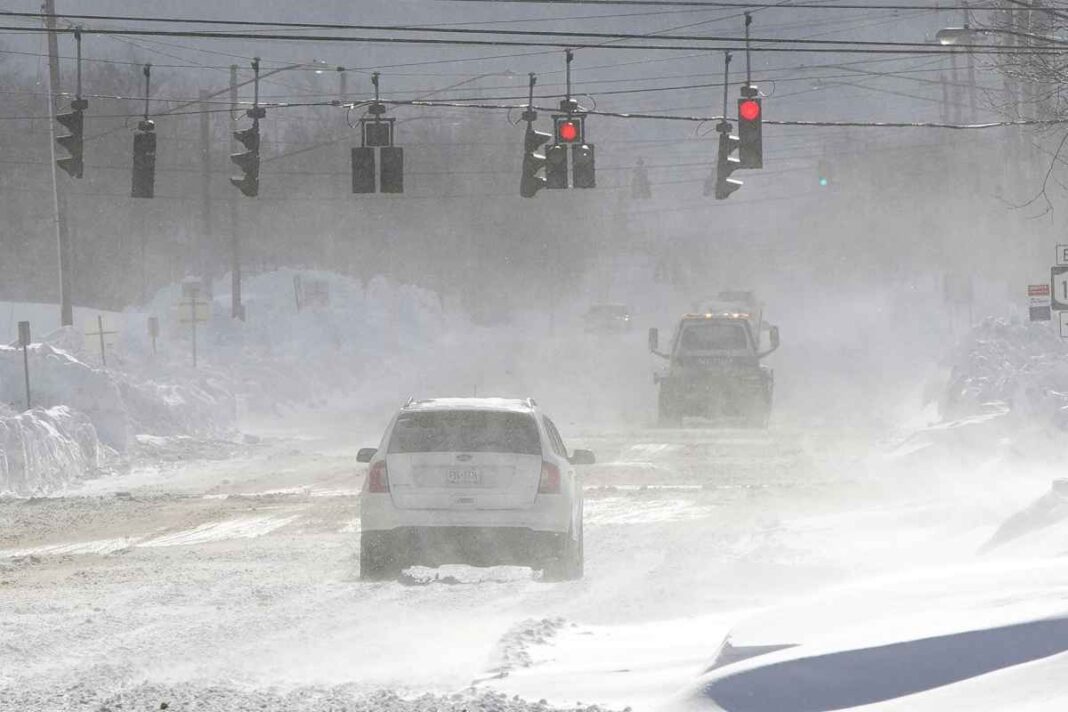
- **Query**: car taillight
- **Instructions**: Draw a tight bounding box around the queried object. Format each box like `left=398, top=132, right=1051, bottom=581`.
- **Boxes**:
left=538, top=461, right=560, bottom=494
left=367, top=461, right=389, bottom=493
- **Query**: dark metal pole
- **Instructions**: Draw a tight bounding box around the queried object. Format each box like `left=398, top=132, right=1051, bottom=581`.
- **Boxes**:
left=744, top=13, right=752, bottom=87
left=229, top=64, right=243, bottom=320
left=199, top=89, right=212, bottom=289
left=97, top=314, right=107, bottom=367
left=722, top=51, right=732, bottom=120
left=22, top=344, right=31, bottom=410
left=42, top=0, right=73, bottom=327
left=190, top=294, right=198, bottom=368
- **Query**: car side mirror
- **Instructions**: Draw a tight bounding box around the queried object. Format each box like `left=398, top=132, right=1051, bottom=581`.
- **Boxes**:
left=356, top=448, right=377, bottom=463
left=648, top=327, right=659, bottom=353
left=569, top=449, right=596, bottom=466
left=769, top=325, right=780, bottom=350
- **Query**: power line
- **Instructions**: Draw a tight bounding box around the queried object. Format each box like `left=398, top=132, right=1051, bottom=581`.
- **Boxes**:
left=3, top=22, right=1065, bottom=56
left=435, top=0, right=1068, bottom=12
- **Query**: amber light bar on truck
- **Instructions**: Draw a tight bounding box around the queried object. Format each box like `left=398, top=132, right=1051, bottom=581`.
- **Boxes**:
left=683, top=312, right=752, bottom=320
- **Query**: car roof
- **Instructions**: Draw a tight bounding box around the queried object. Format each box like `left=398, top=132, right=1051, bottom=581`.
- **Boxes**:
left=401, top=397, right=538, bottom=414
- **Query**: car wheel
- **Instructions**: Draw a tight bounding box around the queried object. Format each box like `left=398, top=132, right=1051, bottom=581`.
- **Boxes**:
left=360, top=532, right=401, bottom=581
left=543, top=524, right=583, bottom=582
left=657, top=388, right=682, bottom=428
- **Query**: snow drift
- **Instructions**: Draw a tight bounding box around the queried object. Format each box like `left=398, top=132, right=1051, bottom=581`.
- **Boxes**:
left=0, top=405, right=109, bottom=496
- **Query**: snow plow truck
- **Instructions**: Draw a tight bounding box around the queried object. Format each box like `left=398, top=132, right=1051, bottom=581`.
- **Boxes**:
left=648, top=291, right=780, bottom=427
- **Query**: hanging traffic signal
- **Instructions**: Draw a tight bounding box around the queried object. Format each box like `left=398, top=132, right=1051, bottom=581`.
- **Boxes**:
left=553, top=115, right=584, bottom=144
left=737, top=94, right=763, bottom=169
left=546, top=144, right=568, bottom=189
left=572, top=144, right=595, bottom=189
left=230, top=120, right=260, bottom=198
left=633, top=158, right=652, bottom=199
left=817, top=159, right=832, bottom=187
left=352, top=147, right=375, bottom=193
left=380, top=146, right=404, bottom=193
left=715, top=124, right=742, bottom=200
left=55, top=99, right=87, bottom=179
left=131, top=120, right=156, bottom=199
left=520, top=125, right=552, bottom=198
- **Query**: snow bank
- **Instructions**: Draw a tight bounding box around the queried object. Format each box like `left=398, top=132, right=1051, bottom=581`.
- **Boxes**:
left=0, top=405, right=109, bottom=496
left=0, top=340, right=235, bottom=450
left=127, top=270, right=455, bottom=414
left=671, top=560, right=1068, bottom=711
left=943, top=317, right=1068, bottom=426
left=0, top=332, right=236, bottom=494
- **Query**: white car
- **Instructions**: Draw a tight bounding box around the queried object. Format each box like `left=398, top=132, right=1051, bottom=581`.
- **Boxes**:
left=356, top=397, right=594, bottom=581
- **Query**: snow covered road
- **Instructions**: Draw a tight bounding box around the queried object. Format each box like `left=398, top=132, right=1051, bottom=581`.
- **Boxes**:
left=1, top=413, right=1066, bottom=711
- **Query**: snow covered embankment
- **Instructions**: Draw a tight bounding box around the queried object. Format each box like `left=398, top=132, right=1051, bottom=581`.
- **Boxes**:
left=943, top=317, right=1068, bottom=427
left=0, top=405, right=105, bottom=496
left=0, top=340, right=235, bottom=495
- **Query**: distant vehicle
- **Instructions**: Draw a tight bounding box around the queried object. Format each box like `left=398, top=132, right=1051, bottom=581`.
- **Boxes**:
left=649, top=301, right=780, bottom=427
left=356, top=397, right=594, bottom=581
left=583, top=303, right=632, bottom=333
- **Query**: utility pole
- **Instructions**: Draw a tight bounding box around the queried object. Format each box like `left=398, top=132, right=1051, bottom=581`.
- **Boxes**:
left=42, top=0, right=73, bottom=327
left=199, top=89, right=213, bottom=295
left=229, top=64, right=244, bottom=320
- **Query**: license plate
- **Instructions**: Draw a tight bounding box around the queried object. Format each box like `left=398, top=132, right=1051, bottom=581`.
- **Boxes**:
left=446, top=469, right=481, bottom=486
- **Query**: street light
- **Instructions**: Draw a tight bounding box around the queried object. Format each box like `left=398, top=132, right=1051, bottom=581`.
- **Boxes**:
left=936, top=25, right=1068, bottom=46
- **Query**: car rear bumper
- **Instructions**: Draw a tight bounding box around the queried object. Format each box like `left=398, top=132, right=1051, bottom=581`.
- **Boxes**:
left=362, top=526, right=566, bottom=568
left=361, top=491, right=574, bottom=534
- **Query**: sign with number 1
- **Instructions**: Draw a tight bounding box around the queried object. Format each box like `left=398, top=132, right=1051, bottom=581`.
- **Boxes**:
left=1053, top=266, right=1068, bottom=311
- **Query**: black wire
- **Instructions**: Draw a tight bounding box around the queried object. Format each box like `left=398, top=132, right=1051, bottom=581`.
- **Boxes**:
left=8, top=11, right=1064, bottom=51
left=432, top=0, right=1068, bottom=12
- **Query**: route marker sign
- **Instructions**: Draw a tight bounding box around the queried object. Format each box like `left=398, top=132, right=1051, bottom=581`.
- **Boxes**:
left=1052, top=267, right=1068, bottom=311
left=1029, top=283, right=1052, bottom=321
left=1057, top=244, right=1068, bottom=266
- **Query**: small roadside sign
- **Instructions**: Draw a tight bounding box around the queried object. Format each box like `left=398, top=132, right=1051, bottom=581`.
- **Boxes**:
left=1060, top=311, right=1068, bottom=338
left=1057, top=245, right=1068, bottom=266
left=1028, top=284, right=1051, bottom=321
left=1052, top=267, right=1068, bottom=310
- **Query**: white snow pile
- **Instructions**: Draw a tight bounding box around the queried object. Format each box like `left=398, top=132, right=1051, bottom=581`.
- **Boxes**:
left=670, top=560, right=1068, bottom=711
left=0, top=404, right=107, bottom=496
left=0, top=337, right=235, bottom=495
left=942, top=317, right=1068, bottom=427
left=128, top=270, right=466, bottom=413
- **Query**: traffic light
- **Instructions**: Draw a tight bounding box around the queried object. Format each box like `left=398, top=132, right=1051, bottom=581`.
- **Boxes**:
left=230, top=120, right=260, bottom=198
left=572, top=144, right=595, bottom=189
left=714, top=127, right=742, bottom=200
left=55, top=99, right=87, bottom=179
left=737, top=96, right=763, bottom=169
left=131, top=120, right=156, bottom=199
left=553, top=115, right=584, bottom=144
left=817, top=159, right=832, bottom=187
left=520, top=125, right=552, bottom=198
left=546, top=144, right=568, bottom=189
left=352, top=147, right=375, bottom=193
left=380, top=146, right=404, bottom=193
left=633, top=158, right=652, bottom=199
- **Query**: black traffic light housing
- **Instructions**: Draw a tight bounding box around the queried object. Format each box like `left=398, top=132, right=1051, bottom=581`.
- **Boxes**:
left=737, top=87, right=763, bottom=169
left=55, top=98, right=88, bottom=179
left=546, top=144, right=568, bottom=189
left=553, top=115, right=585, bottom=145
left=131, top=119, right=156, bottom=199
left=520, top=125, right=552, bottom=198
left=572, top=143, right=595, bottom=189
left=715, top=122, right=742, bottom=200
left=230, top=117, right=261, bottom=198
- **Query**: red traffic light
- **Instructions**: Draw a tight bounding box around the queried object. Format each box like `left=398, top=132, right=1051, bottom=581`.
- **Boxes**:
left=558, top=120, right=579, bottom=142
left=739, top=99, right=761, bottom=122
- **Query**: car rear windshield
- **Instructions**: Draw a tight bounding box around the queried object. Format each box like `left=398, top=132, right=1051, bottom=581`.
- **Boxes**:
left=387, top=410, right=542, bottom=455
left=679, top=322, right=748, bottom=351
